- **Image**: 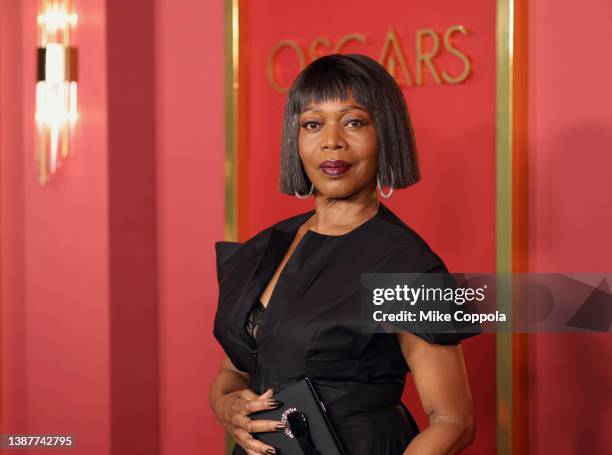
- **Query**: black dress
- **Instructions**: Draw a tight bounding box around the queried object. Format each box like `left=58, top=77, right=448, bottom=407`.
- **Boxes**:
left=214, top=202, right=477, bottom=455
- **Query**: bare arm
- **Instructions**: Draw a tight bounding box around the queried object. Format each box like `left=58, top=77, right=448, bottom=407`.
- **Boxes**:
left=209, top=355, right=283, bottom=455
left=399, top=332, right=476, bottom=455
left=209, top=354, right=251, bottom=410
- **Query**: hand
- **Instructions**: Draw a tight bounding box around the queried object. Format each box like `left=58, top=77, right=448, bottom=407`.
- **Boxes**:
left=213, top=387, right=284, bottom=455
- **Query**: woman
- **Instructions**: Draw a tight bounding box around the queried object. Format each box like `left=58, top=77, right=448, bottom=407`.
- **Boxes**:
left=209, top=54, right=477, bottom=455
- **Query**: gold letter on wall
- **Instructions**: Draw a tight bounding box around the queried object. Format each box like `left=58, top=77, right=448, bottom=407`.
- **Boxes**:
left=441, top=25, right=471, bottom=84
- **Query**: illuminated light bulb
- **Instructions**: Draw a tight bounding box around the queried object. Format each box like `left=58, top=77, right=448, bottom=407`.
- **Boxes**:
left=35, top=0, right=78, bottom=186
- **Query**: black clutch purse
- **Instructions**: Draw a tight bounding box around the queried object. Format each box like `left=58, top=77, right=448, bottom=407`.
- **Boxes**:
left=250, top=378, right=347, bottom=455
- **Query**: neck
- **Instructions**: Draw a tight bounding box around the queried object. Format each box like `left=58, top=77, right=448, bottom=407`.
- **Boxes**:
left=305, top=185, right=380, bottom=236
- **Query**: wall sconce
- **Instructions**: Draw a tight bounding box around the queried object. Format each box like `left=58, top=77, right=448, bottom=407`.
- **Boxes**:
left=35, top=0, right=78, bottom=186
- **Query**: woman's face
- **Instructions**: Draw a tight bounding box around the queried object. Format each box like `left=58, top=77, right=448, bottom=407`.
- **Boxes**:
left=298, top=92, right=378, bottom=199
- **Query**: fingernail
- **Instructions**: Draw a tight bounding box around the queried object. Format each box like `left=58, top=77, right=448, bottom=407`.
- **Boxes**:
left=265, top=449, right=276, bottom=455
left=275, top=423, right=285, bottom=431
left=268, top=400, right=283, bottom=408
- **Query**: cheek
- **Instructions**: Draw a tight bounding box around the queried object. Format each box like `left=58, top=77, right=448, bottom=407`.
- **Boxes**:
left=351, top=130, right=378, bottom=161
left=366, top=130, right=378, bottom=156
left=351, top=131, right=378, bottom=178
left=298, top=134, right=320, bottom=165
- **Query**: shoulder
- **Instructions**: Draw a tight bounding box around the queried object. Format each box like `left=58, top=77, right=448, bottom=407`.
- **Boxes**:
left=214, top=209, right=313, bottom=281
left=241, top=208, right=313, bottom=248
left=369, top=204, right=448, bottom=272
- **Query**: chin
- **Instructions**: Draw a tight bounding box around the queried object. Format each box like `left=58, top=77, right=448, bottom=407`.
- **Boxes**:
left=321, top=191, right=355, bottom=200
left=312, top=183, right=346, bottom=197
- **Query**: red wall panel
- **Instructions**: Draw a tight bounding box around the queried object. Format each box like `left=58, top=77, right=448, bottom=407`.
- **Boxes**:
left=1, top=1, right=111, bottom=454
left=0, top=0, right=27, bottom=440
left=155, top=0, right=226, bottom=454
left=527, top=0, right=612, bottom=453
left=1, top=1, right=227, bottom=454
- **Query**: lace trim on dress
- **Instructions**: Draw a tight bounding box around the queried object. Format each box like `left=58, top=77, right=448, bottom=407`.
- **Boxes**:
left=245, top=299, right=266, bottom=340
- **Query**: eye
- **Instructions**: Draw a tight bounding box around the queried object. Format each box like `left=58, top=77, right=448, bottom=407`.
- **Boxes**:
left=301, top=120, right=321, bottom=130
left=345, top=118, right=365, bottom=128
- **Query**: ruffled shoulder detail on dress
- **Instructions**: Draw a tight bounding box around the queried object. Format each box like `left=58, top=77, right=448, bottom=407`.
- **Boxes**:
left=213, top=209, right=314, bottom=285
left=214, top=241, right=243, bottom=283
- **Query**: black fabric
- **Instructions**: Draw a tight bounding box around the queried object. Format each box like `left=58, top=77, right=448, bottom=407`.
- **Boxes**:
left=215, top=241, right=242, bottom=282
left=213, top=202, right=478, bottom=455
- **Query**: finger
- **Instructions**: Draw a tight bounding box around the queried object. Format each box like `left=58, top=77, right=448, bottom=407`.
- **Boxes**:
left=236, top=429, right=277, bottom=454
left=242, top=397, right=283, bottom=415
left=242, top=441, right=262, bottom=455
left=238, top=388, right=259, bottom=401
left=238, top=415, right=285, bottom=434
left=234, top=433, right=262, bottom=455
left=258, top=388, right=274, bottom=400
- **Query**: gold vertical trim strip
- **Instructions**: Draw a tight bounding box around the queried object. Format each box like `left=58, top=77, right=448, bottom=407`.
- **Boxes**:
left=496, top=0, right=514, bottom=454
left=224, top=0, right=238, bottom=243
left=225, top=431, right=234, bottom=455
left=224, top=0, right=239, bottom=453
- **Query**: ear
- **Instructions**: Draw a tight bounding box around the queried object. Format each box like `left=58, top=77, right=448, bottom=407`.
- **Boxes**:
left=214, top=241, right=243, bottom=283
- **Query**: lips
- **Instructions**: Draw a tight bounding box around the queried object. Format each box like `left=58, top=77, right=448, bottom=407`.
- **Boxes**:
left=319, top=160, right=351, bottom=177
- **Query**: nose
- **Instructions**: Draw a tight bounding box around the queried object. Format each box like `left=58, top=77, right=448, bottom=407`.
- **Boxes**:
left=321, top=123, right=346, bottom=151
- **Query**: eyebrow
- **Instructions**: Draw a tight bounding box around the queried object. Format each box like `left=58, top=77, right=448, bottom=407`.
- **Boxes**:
left=301, top=105, right=369, bottom=114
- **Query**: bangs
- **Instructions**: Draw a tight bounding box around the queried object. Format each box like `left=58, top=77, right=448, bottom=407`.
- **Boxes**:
left=288, top=57, right=374, bottom=114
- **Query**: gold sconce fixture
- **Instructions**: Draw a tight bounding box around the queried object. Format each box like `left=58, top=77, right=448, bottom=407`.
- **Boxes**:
left=35, top=0, right=78, bottom=186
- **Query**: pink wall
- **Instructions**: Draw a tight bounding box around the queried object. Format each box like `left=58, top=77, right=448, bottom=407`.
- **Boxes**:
left=1, top=0, right=226, bottom=454
left=155, top=0, right=226, bottom=454
left=0, top=0, right=27, bottom=439
left=1, top=1, right=110, bottom=454
left=528, top=0, right=612, bottom=453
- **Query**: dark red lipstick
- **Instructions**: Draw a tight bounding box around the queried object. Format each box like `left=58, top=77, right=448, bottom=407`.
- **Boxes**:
left=319, top=160, right=351, bottom=177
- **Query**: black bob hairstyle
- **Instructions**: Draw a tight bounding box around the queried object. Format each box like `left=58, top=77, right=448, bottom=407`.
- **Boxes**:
left=279, top=53, right=420, bottom=195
